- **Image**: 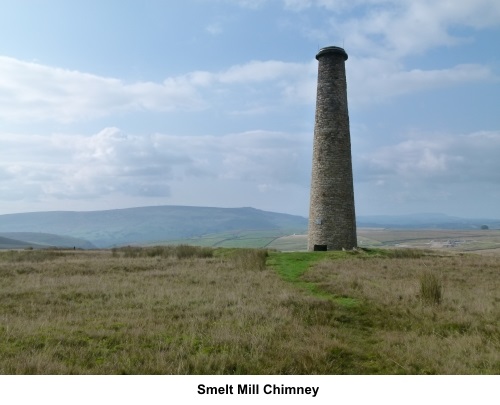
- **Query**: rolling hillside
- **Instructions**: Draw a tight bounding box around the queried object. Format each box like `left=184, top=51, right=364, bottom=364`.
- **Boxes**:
left=0, top=232, right=96, bottom=250
left=0, top=205, right=308, bottom=248
left=0, top=236, right=47, bottom=250
left=357, top=213, right=500, bottom=229
left=1, top=206, right=498, bottom=249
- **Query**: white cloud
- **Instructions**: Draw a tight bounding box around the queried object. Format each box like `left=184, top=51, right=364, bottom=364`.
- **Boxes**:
left=0, top=56, right=316, bottom=123
left=206, top=22, right=223, bottom=35
left=0, top=49, right=495, bottom=125
left=225, top=0, right=500, bottom=109
left=217, top=60, right=312, bottom=84
left=225, top=0, right=268, bottom=9
left=0, top=128, right=311, bottom=205
left=348, top=59, right=496, bottom=103
left=283, top=0, right=313, bottom=11
left=2, top=127, right=499, bottom=217
left=352, top=130, right=500, bottom=216
left=292, top=0, right=500, bottom=57
left=0, top=56, right=206, bottom=123
left=356, top=130, right=500, bottom=184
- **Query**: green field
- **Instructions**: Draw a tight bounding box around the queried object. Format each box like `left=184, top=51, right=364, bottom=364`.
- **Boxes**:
left=145, top=229, right=305, bottom=249
left=0, top=246, right=498, bottom=374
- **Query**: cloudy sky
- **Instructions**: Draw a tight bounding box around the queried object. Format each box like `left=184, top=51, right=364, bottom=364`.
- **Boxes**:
left=1, top=0, right=499, bottom=218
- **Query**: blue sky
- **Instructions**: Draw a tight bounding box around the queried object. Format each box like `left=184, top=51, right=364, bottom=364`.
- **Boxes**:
left=0, top=0, right=499, bottom=218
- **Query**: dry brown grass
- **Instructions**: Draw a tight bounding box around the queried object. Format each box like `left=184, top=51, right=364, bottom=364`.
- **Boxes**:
left=0, top=248, right=498, bottom=374
left=0, top=248, right=344, bottom=374
left=303, top=252, right=500, bottom=374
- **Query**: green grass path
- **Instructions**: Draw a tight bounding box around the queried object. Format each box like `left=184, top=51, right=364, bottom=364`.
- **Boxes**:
left=266, top=250, right=394, bottom=373
left=267, top=251, right=360, bottom=306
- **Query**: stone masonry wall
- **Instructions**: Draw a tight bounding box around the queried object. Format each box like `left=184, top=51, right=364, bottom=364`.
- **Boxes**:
left=308, top=47, right=357, bottom=251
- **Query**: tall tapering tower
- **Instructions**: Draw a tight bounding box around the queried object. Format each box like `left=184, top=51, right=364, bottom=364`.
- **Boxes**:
left=308, top=46, right=357, bottom=251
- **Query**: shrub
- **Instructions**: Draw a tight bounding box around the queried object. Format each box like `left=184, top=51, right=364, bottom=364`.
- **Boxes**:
left=389, top=249, right=429, bottom=259
left=230, top=249, right=268, bottom=271
left=121, top=246, right=143, bottom=258
left=0, top=250, right=65, bottom=262
left=174, top=245, right=213, bottom=259
left=115, top=245, right=213, bottom=259
left=419, top=271, right=443, bottom=305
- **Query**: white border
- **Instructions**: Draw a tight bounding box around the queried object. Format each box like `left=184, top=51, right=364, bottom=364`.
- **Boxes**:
left=1, top=375, right=498, bottom=405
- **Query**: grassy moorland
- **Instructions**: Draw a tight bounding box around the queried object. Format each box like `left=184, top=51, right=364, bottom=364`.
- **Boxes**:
left=0, top=247, right=498, bottom=374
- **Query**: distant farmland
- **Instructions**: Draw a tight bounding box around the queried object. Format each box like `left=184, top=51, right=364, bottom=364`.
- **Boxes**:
left=268, top=229, right=500, bottom=253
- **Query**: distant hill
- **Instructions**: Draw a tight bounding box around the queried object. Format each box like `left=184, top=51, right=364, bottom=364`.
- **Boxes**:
left=0, top=205, right=308, bottom=248
left=0, top=235, right=47, bottom=250
left=0, top=206, right=497, bottom=249
left=0, top=232, right=96, bottom=249
left=357, top=213, right=500, bottom=230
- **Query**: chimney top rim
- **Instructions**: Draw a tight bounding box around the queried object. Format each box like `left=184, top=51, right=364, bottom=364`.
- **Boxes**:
left=316, top=46, right=348, bottom=61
